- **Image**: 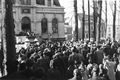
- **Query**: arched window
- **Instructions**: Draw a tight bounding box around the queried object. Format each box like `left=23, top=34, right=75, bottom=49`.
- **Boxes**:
left=36, top=0, right=45, bottom=5
left=20, top=0, right=31, bottom=5
left=21, top=17, right=31, bottom=32
left=12, top=0, right=16, bottom=4
left=53, top=0, right=60, bottom=6
left=48, top=0, right=51, bottom=6
left=52, top=18, right=58, bottom=33
left=0, top=0, right=1, bottom=6
left=41, top=18, right=48, bottom=33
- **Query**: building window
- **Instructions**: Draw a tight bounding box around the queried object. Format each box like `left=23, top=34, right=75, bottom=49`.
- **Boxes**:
left=20, top=0, right=31, bottom=5
left=36, top=0, right=45, bottom=5
left=22, top=8, right=31, bottom=13
left=41, top=18, right=48, bottom=33
left=53, top=0, right=60, bottom=6
left=86, top=33, right=88, bottom=38
left=52, top=18, right=58, bottom=33
left=0, top=0, right=1, bottom=6
left=85, top=25, right=88, bottom=31
left=12, top=0, right=16, bottom=4
left=91, top=26, right=94, bottom=31
left=108, top=34, right=111, bottom=37
left=48, top=0, right=51, bottom=6
left=21, top=17, right=31, bottom=32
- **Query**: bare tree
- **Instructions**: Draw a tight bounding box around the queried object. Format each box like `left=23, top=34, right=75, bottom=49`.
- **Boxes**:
left=82, top=0, right=85, bottom=41
left=113, top=0, right=116, bottom=41
left=4, top=0, right=17, bottom=75
left=88, top=0, right=90, bottom=41
left=74, top=0, right=78, bottom=41
left=96, top=0, right=102, bottom=45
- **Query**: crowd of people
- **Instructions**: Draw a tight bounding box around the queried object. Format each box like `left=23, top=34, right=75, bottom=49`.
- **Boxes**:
left=1, top=38, right=120, bottom=80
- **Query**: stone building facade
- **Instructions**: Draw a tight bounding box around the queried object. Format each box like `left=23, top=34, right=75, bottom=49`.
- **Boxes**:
left=0, top=0, right=65, bottom=40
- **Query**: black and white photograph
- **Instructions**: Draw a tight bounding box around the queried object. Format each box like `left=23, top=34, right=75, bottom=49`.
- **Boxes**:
left=0, top=0, right=120, bottom=80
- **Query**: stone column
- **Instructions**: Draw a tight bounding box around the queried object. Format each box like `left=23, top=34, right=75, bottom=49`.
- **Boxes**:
left=45, top=0, right=48, bottom=6
left=31, top=0, right=36, bottom=5
left=51, top=0, right=54, bottom=6
left=39, top=22, right=42, bottom=36
left=17, top=21, right=22, bottom=33
left=31, top=0, right=36, bottom=33
left=15, top=0, right=20, bottom=5
left=48, top=21, right=52, bottom=34
left=31, top=20, right=35, bottom=32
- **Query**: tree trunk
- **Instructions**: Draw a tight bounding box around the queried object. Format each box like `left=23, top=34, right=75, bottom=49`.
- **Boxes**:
left=113, top=1, right=116, bottom=41
left=82, top=0, right=85, bottom=41
left=93, top=0, right=98, bottom=41
left=88, top=0, right=90, bottom=41
left=4, top=0, right=17, bottom=75
left=105, top=0, right=107, bottom=38
left=74, top=0, right=78, bottom=41
left=96, top=0, right=102, bottom=45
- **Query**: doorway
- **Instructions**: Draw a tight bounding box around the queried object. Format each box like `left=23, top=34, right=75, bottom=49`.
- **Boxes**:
left=21, top=17, right=31, bottom=32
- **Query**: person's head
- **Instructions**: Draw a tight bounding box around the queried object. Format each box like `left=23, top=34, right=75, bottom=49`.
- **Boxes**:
left=71, top=46, right=78, bottom=53
left=117, top=47, right=120, bottom=54
left=73, top=69, right=82, bottom=79
left=96, top=45, right=101, bottom=49
left=53, top=52, right=63, bottom=59
left=118, top=56, right=120, bottom=63
left=99, top=64, right=103, bottom=69
left=88, top=58, right=92, bottom=64
left=92, top=64, right=98, bottom=72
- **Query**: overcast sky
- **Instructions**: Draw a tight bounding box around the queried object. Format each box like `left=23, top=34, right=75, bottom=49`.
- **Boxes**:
left=59, top=0, right=120, bottom=25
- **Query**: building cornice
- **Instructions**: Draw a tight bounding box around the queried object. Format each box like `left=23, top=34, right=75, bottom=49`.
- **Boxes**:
left=36, top=11, right=64, bottom=14
left=13, top=5, right=64, bottom=9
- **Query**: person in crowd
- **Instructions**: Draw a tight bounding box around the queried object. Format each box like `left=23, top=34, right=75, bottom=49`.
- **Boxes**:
left=116, top=56, right=120, bottom=80
left=4, top=36, right=120, bottom=80
left=68, top=69, right=82, bottom=80
left=95, top=45, right=104, bottom=65
left=98, top=64, right=110, bottom=80
left=0, top=49, right=4, bottom=76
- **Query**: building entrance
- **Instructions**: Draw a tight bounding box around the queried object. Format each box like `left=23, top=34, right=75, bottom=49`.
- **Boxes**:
left=21, top=17, right=31, bottom=32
